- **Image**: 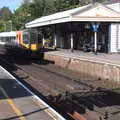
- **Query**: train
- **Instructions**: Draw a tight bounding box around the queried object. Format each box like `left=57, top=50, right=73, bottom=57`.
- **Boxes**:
left=0, top=29, right=43, bottom=57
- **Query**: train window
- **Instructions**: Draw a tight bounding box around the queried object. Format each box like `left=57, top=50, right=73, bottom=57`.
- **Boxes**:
left=0, top=37, right=2, bottom=42
left=11, top=37, right=16, bottom=44
left=0, top=37, right=5, bottom=44
left=11, top=37, right=15, bottom=41
left=6, top=37, right=9, bottom=43
left=23, top=34, right=29, bottom=44
left=38, top=33, right=42, bottom=44
left=0, top=37, right=4, bottom=43
left=1, top=37, right=5, bottom=42
left=30, top=32, right=37, bottom=44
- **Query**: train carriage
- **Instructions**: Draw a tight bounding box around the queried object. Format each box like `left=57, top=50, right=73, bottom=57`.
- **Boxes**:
left=17, top=29, right=43, bottom=57
left=0, top=31, right=18, bottom=46
left=0, top=29, right=43, bottom=57
left=0, top=31, right=20, bottom=54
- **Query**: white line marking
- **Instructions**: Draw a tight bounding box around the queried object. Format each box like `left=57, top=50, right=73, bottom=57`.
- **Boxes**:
left=46, top=52, right=120, bottom=68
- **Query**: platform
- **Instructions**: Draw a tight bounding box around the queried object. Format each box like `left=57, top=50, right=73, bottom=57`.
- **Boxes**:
left=0, top=65, right=65, bottom=120
left=45, top=50, right=120, bottom=65
left=44, top=50, right=120, bottom=82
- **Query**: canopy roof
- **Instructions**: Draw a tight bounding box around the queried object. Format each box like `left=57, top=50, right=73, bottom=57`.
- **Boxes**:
left=0, top=31, right=16, bottom=37
left=26, top=2, right=120, bottom=28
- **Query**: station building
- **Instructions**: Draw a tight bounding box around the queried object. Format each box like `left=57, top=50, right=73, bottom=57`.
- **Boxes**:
left=26, top=2, right=120, bottom=53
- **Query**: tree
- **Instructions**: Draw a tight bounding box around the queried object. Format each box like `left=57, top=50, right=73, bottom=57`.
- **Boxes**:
left=12, top=0, right=32, bottom=30
left=0, top=20, right=6, bottom=32
left=42, top=0, right=56, bottom=15
left=29, top=0, right=46, bottom=18
left=53, top=0, right=81, bottom=12
left=0, top=7, right=12, bottom=21
left=0, top=7, right=13, bottom=32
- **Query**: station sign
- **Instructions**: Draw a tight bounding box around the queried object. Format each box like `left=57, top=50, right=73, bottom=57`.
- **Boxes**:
left=92, top=23, right=100, bottom=32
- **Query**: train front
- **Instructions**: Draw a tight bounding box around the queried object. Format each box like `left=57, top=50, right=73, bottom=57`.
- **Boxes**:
left=17, top=29, right=43, bottom=58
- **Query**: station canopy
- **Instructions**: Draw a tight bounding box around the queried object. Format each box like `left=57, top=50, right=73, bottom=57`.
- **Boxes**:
left=0, top=31, right=16, bottom=37
left=26, top=2, right=120, bottom=28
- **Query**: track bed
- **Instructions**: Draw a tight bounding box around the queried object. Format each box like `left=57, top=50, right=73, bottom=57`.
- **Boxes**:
left=0, top=52, right=120, bottom=120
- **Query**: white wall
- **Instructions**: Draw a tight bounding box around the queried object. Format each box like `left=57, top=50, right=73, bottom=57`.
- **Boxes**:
left=117, top=24, right=120, bottom=50
left=109, top=23, right=120, bottom=53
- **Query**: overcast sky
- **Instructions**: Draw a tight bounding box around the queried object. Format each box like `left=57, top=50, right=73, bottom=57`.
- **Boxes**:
left=0, top=0, right=23, bottom=12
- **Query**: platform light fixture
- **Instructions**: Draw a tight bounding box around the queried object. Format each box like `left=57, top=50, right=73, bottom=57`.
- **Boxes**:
left=85, top=23, right=91, bottom=29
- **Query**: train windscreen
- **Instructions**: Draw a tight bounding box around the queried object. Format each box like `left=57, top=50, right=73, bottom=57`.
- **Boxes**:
left=23, top=32, right=29, bottom=44
left=30, top=31, right=38, bottom=44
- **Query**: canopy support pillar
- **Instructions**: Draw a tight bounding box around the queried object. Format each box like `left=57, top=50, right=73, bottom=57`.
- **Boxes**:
left=94, top=32, right=97, bottom=54
left=54, top=33, right=57, bottom=47
left=42, top=29, right=45, bottom=47
left=53, top=25, right=57, bottom=49
left=70, top=33, right=74, bottom=52
left=42, top=35, right=45, bottom=47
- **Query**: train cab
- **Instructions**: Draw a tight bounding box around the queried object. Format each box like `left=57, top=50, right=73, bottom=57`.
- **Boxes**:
left=17, top=29, right=42, bottom=51
left=16, top=29, right=43, bottom=57
left=0, top=29, right=43, bottom=57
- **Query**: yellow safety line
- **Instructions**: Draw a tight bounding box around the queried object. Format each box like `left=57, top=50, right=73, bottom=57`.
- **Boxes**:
left=34, top=100, right=57, bottom=120
left=0, top=86, right=26, bottom=120
left=45, top=109, right=57, bottom=120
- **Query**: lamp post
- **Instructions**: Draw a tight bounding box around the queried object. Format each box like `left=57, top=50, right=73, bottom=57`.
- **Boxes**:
left=8, top=20, right=12, bottom=31
left=4, top=23, right=6, bottom=32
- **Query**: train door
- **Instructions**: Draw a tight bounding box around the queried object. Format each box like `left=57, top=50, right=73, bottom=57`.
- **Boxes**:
left=38, top=31, right=43, bottom=48
left=17, top=31, right=23, bottom=45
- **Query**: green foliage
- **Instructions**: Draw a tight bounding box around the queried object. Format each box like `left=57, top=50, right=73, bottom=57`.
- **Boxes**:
left=42, top=0, right=56, bottom=15
left=12, top=0, right=32, bottom=30
left=54, top=0, right=81, bottom=12
left=0, top=20, right=6, bottom=32
left=0, top=7, right=12, bottom=21
left=29, top=0, right=45, bottom=18
left=0, top=7, right=13, bottom=32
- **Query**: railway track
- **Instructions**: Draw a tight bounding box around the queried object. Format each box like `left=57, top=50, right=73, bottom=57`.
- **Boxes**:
left=0, top=52, right=120, bottom=120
